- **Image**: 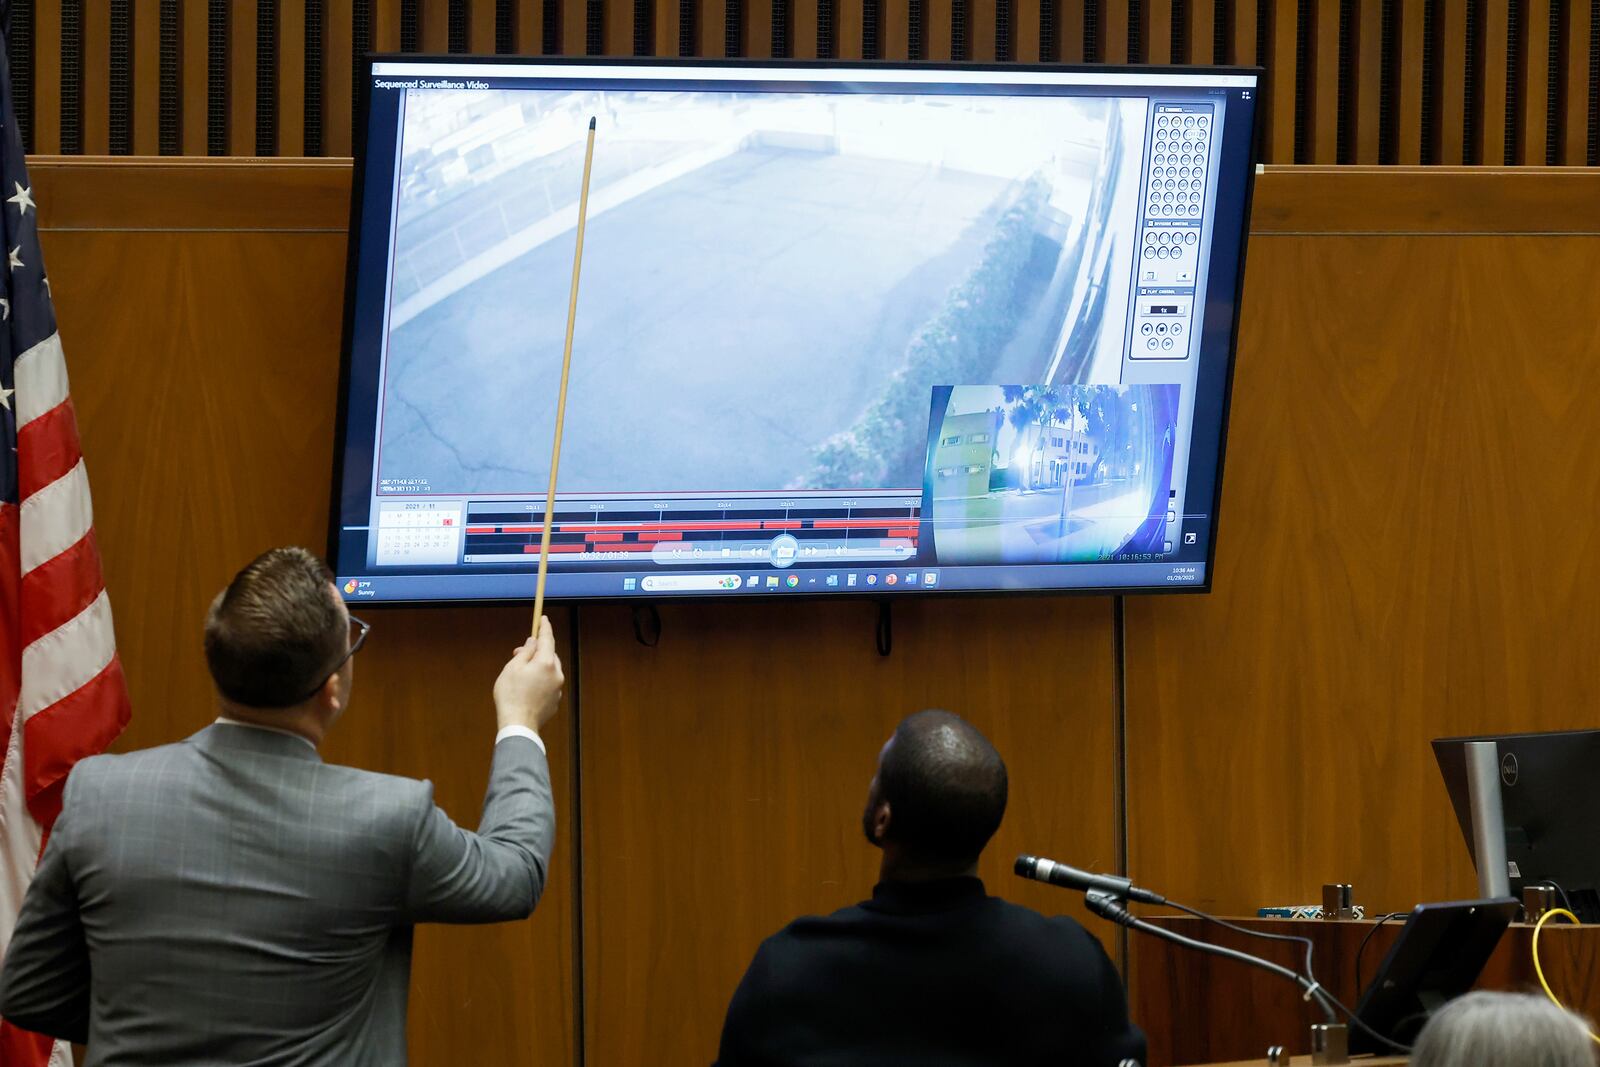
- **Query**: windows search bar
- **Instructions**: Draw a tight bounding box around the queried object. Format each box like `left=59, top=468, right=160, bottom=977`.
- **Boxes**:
left=639, top=575, right=743, bottom=592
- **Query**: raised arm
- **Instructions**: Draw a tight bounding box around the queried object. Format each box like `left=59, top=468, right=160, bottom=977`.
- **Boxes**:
left=404, top=617, right=564, bottom=923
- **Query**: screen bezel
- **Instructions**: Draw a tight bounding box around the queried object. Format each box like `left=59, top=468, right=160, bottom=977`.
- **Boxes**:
left=328, top=54, right=1262, bottom=606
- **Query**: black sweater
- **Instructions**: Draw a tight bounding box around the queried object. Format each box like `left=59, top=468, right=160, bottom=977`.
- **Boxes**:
left=714, top=876, right=1147, bottom=1067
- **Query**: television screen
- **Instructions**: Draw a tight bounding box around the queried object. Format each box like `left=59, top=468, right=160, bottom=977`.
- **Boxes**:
left=330, top=58, right=1259, bottom=603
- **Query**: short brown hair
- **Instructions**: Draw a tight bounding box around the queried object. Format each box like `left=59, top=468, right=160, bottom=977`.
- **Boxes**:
left=204, top=547, right=345, bottom=708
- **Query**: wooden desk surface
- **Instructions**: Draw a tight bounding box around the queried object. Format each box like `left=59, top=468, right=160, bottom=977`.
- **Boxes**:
left=1132, top=915, right=1598, bottom=1066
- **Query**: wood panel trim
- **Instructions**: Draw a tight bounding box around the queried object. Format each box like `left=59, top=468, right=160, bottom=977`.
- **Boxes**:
left=32, top=157, right=355, bottom=231
left=1248, top=164, right=1600, bottom=231
left=27, top=159, right=1600, bottom=235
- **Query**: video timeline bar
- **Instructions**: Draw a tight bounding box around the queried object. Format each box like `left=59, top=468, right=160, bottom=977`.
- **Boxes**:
left=461, top=502, right=922, bottom=565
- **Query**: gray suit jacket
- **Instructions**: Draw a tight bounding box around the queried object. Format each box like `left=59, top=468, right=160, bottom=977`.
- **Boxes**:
left=0, top=722, right=555, bottom=1066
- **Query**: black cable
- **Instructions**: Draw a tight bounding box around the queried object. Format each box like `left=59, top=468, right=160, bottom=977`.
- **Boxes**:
left=1128, top=899, right=1411, bottom=1054
left=630, top=603, right=661, bottom=647
left=1094, top=895, right=1338, bottom=1026
left=1353, top=911, right=1408, bottom=998
left=1161, top=899, right=1316, bottom=985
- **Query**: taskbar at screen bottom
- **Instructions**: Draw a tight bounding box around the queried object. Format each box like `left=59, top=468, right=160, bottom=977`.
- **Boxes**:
left=337, top=561, right=1207, bottom=603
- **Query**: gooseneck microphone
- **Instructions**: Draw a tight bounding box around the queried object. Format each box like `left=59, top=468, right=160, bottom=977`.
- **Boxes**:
left=1016, top=855, right=1414, bottom=1056
left=1014, top=854, right=1168, bottom=905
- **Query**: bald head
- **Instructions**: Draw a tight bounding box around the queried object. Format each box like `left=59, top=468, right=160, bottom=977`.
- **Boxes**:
left=865, top=710, right=1009, bottom=870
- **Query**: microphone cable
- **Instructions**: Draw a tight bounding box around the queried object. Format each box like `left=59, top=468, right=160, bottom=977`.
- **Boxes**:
left=1143, top=897, right=1411, bottom=1055
left=1017, top=859, right=1415, bottom=1056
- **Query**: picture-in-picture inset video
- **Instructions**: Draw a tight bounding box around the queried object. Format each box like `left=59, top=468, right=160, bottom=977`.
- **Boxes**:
left=926, top=384, right=1180, bottom=566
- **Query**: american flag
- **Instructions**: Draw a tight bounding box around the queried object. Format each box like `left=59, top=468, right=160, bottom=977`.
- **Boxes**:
left=0, top=23, right=132, bottom=1067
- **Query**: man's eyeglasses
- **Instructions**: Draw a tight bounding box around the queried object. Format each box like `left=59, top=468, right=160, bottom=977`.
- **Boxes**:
left=293, top=615, right=370, bottom=704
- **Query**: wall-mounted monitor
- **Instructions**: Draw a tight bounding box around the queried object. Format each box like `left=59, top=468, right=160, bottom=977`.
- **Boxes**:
left=330, top=57, right=1260, bottom=603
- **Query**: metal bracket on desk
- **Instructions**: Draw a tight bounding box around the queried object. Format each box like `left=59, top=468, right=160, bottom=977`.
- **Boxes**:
left=1310, top=1022, right=1349, bottom=1065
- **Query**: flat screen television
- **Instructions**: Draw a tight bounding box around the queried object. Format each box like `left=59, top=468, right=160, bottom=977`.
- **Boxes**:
left=330, top=57, right=1260, bottom=604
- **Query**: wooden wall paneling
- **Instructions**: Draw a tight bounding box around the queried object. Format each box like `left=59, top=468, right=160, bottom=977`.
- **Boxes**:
left=1102, top=0, right=1131, bottom=62
left=1312, top=0, right=1339, bottom=160
left=1147, top=0, right=1173, bottom=64
left=521, top=0, right=543, bottom=52
left=36, top=0, right=62, bottom=154
left=925, top=0, right=953, bottom=58
left=1264, top=0, right=1295, bottom=161
left=699, top=0, right=726, bottom=58
left=970, top=0, right=996, bottom=57
left=658, top=0, right=684, bottom=55
left=373, top=0, right=404, bottom=52
left=1192, top=0, right=1215, bottom=63
left=1397, top=0, right=1425, bottom=163
left=39, top=235, right=352, bottom=744
left=82, top=0, right=109, bottom=153
left=1247, top=166, right=1600, bottom=232
left=836, top=0, right=864, bottom=57
left=1126, top=215, right=1600, bottom=917
left=1563, top=0, right=1591, bottom=163
left=1057, top=0, right=1083, bottom=63
left=1012, top=0, right=1038, bottom=60
left=133, top=0, right=161, bottom=152
left=326, top=0, right=354, bottom=157
left=329, top=608, right=578, bottom=1067
left=794, top=0, right=820, bottom=57
left=745, top=0, right=773, bottom=55
left=471, top=0, right=499, bottom=51
left=33, top=163, right=577, bottom=1067
left=579, top=596, right=1119, bottom=1067
left=600, top=0, right=629, bottom=54
left=33, top=159, right=352, bottom=231
left=1523, top=0, right=1550, bottom=164
left=1231, top=0, right=1257, bottom=68
left=1438, top=0, right=1467, bottom=162
left=881, top=0, right=908, bottom=58
left=1482, top=0, right=1512, bottom=164
left=230, top=0, right=258, bottom=155
left=1354, top=0, right=1382, bottom=161
left=3, top=0, right=1596, bottom=159
left=281, top=1, right=308, bottom=157
left=423, top=0, right=452, bottom=49
left=563, top=0, right=588, bottom=56
left=657, top=0, right=672, bottom=54
left=28, top=155, right=1600, bottom=1067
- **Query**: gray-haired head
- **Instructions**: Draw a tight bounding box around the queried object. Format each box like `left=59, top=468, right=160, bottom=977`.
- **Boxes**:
left=1411, top=991, right=1594, bottom=1067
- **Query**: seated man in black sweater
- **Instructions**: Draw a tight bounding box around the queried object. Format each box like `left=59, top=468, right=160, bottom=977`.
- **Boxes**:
left=714, top=709, right=1146, bottom=1067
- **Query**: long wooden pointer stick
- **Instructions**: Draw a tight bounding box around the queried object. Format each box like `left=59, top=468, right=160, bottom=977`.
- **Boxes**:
left=532, top=116, right=597, bottom=633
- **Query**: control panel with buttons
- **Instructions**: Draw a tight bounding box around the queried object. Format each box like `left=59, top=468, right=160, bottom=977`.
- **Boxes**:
left=1129, top=103, right=1214, bottom=362
left=1131, top=294, right=1193, bottom=357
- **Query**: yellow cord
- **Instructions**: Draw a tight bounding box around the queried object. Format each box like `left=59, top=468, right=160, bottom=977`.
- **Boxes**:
left=1531, top=907, right=1600, bottom=1045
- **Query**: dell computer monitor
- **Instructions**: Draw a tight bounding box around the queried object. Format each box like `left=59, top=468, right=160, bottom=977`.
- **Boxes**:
left=1434, top=730, right=1600, bottom=921
left=330, top=58, right=1260, bottom=603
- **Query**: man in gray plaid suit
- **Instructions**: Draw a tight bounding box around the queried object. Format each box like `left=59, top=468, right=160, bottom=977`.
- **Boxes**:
left=0, top=546, right=562, bottom=1065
